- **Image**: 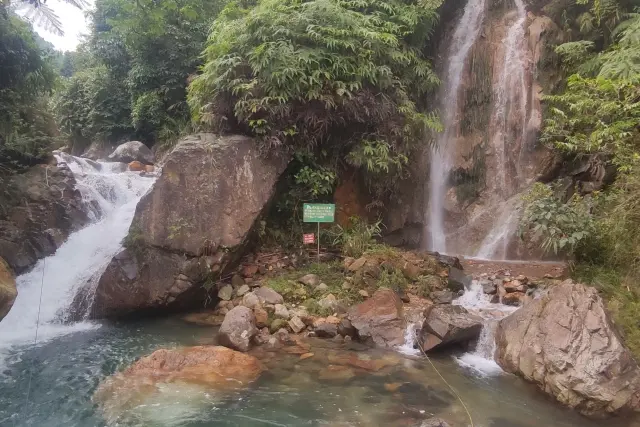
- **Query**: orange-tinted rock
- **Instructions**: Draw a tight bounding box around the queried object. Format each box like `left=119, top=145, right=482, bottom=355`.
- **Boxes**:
left=128, top=161, right=145, bottom=171
left=347, top=289, right=406, bottom=347
left=0, top=257, right=16, bottom=320
left=502, top=292, right=525, bottom=306
left=144, top=164, right=155, bottom=173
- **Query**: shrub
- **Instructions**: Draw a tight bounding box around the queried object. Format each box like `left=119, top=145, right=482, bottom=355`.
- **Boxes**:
left=330, top=217, right=382, bottom=258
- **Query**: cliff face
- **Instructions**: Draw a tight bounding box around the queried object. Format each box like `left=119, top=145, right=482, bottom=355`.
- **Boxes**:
left=385, top=0, right=567, bottom=259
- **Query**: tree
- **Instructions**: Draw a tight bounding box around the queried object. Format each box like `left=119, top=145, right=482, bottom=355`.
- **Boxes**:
left=11, top=0, right=88, bottom=36
left=188, top=0, right=443, bottom=199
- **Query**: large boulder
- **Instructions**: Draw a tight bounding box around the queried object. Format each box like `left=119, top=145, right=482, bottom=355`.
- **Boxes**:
left=218, top=306, right=258, bottom=352
left=0, top=159, right=88, bottom=273
left=94, top=346, right=263, bottom=423
left=347, top=289, right=406, bottom=347
left=90, top=134, right=288, bottom=318
left=107, top=141, right=154, bottom=165
left=495, top=280, right=640, bottom=417
left=0, top=257, right=17, bottom=320
left=418, top=305, right=483, bottom=352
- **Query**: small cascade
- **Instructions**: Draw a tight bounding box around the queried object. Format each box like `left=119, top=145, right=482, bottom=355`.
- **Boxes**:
left=427, top=0, right=486, bottom=253
left=397, top=322, right=422, bottom=356
left=475, top=198, right=522, bottom=260
left=453, top=281, right=517, bottom=375
left=0, top=154, right=155, bottom=363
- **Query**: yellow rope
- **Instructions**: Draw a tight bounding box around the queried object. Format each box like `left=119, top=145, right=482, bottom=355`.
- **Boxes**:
left=416, top=341, right=475, bottom=427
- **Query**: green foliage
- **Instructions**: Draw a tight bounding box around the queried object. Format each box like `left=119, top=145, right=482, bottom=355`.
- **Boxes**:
left=519, top=183, right=595, bottom=255
left=189, top=0, right=443, bottom=193
left=377, top=269, right=408, bottom=290
left=542, top=75, right=640, bottom=171
left=330, top=216, right=382, bottom=258
left=294, top=165, right=337, bottom=198
left=0, top=10, right=58, bottom=170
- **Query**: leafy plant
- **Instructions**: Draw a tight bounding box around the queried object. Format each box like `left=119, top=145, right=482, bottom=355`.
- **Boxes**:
left=519, top=183, right=595, bottom=255
left=330, top=216, right=382, bottom=258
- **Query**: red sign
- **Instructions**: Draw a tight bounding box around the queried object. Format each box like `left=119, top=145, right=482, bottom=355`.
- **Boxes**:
left=303, top=233, right=315, bottom=244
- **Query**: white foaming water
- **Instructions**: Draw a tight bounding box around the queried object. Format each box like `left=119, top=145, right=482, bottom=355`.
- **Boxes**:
left=476, top=0, right=530, bottom=258
left=427, top=0, right=486, bottom=253
left=0, top=153, right=155, bottom=363
left=397, top=322, right=422, bottom=356
left=453, top=281, right=517, bottom=375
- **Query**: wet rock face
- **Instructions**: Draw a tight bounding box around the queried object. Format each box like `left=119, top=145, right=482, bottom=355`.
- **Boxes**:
left=418, top=304, right=483, bottom=352
left=495, top=280, right=640, bottom=417
left=0, top=257, right=16, bottom=320
left=347, top=289, right=406, bottom=347
left=107, top=141, right=154, bottom=165
left=91, top=134, right=289, bottom=318
left=0, top=162, right=88, bottom=273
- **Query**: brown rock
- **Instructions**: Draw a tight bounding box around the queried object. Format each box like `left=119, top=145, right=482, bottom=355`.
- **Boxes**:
left=314, top=322, right=338, bottom=338
left=502, top=292, right=525, bottom=306
left=127, top=161, right=145, bottom=172
left=0, top=258, right=16, bottom=320
left=343, top=257, right=355, bottom=269
left=91, top=134, right=288, bottom=318
left=93, top=346, right=262, bottom=418
left=347, top=289, right=406, bottom=347
left=496, top=280, right=640, bottom=417
left=318, top=365, right=355, bottom=381
left=288, top=316, right=306, bottom=333
left=253, top=307, right=269, bottom=328
left=503, top=279, right=526, bottom=293
left=299, top=352, right=314, bottom=360
left=218, top=306, right=258, bottom=352
left=254, top=287, right=284, bottom=305
left=402, top=262, right=421, bottom=280
left=348, top=257, right=367, bottom=272
left=418, top=305, right=483, bottom=352
left=242, top=264, right=259, bottom=278
left=144, top=164, right=155, bottom=173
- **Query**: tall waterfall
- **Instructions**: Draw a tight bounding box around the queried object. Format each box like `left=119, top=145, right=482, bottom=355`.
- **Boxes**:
left=0, top=154, right=155, bottom=363
left=427, top=0, right=486, bottom=253
left=476, top=0, right=530, bottom=259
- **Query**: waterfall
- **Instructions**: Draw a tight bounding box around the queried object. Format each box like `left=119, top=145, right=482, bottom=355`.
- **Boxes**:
left=397, top=322, right=422, bottom=356
left=475, top=0, right=530, bottom=259
left=0, top=154, right=155, bottom=363
left=453, top=281, right=517, bottom=375
left=427, top=0, right=486, bottom=253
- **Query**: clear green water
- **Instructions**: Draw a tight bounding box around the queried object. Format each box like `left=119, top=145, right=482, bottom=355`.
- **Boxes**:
left=0, top=317, right=634, bottom=427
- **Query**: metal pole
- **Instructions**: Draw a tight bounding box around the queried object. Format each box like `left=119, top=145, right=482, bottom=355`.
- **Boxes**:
left=317, top=222, right=320, bottom=264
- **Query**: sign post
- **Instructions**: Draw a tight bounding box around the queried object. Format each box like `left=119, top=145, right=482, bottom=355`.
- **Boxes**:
left=303, top=203, right=335, bottom=263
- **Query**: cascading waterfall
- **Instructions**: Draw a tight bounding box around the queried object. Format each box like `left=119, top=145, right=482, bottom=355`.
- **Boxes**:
left=475, top=0, right=530, bottom=259
left=0, top=154, right=155, bottom=364
left=453, top=281, right=517, bottom=375
left=427, top=0, right=486, bottom=253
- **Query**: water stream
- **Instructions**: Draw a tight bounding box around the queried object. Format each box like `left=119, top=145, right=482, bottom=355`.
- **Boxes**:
left=427, top=0, right=486, bottom=253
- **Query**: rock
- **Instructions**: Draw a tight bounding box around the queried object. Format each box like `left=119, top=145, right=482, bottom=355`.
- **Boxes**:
left=300, top=352, right=314, bottom=360
left=0, top=258, right=17, bottom=320
left=431, top=290, right=454, bottom=304
left=236, top=284, right=250, bottom=297
left=348, top=257, right=367, bottom=272
left=254, top=307, right=269, bottom=328
left=337, top=319, right=358, bottom=338
left=144, top=165, right=155, bottom=173
left=254, top=287, right=284, bottom=305
left=318, top=365, right=355, bottom=381
left=418, top=305, right=483, bottom=352
left=402, top=262, right=421, bottom=280
left=420, top=418, right=451, bottom=427
left=270, top=318, right=288, bottom=334
left=315, top=283, right=329, bottom=292
left=343, top=257, right=355, bottom=269
left=242, top=264, right=259, bottom=278
left=318, top=294, right=339, bottom=311
left=242, top=292, right=261, bottom=309
left=503, top=280, right=526, bottom=293
left=0, top=157, right=88, bottom=274
left=314, top=322, right=338, bottom=338
left=217, top=306, right=258, bottom=352
left=447, top=267, right=471, bottom=292
left=496, top=280, right=640, bottom=417
left=288, top=316, right=306, bottom=333
left=274, top=304, right=290, bottom=319
left=298, top=274, right=321, bottom=287
left=218, top=284, right=233, bottom=301
left=358, top=290, right=369, bottom=298
left=91, top=134, right=288, bottom=318
left=127, top=161, right=145, bottom=172
left=81, top=141, right=115, bottom=160
left=480, top=279, right=497, bottom=295
left=93, top=346, right=263, bottom=418
left=502, top=292, right=525, bottom=306
left=108, top=141, right=154, bottom=164
left=347, top=289, right=406, bottom=347
left=231, top=274, right=244, bottom=287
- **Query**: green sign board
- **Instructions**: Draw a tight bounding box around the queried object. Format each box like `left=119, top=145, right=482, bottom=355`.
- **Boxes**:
left=303, top=203, right=335, bottom=223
